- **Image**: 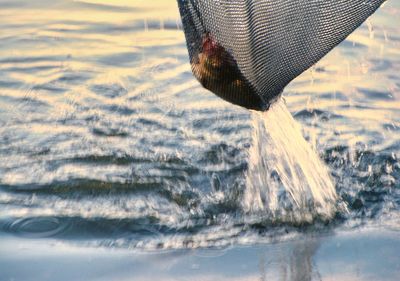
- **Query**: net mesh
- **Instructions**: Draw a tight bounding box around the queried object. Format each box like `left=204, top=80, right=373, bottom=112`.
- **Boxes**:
left=177, top=0, right=386, bottom=110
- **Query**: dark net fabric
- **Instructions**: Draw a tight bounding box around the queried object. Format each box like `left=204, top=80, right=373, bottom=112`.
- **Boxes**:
left=177, top=0, right=386, bottom=111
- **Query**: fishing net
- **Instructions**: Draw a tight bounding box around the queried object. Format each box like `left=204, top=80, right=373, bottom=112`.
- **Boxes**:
left=177, top=0, right=386, bottom=110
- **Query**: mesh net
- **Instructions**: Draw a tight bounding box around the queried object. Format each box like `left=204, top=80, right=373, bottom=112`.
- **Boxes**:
left=177, top=0, right=386, bottom=110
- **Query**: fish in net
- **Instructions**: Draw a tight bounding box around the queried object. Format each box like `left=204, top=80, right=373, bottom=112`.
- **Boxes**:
left=177, top=0, right=387, bottom=110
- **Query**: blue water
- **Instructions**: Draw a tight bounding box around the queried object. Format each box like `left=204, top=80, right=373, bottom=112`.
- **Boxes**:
left=0, top=0, right=399, bottom=250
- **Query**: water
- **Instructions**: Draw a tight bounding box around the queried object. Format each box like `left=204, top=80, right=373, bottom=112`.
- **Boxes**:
left=0, top=0, right=399, bottom=250
left=245, top=101, right=337, bottom=222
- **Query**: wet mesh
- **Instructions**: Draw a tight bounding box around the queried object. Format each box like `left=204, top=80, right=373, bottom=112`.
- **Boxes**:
left=177, top=0, right=386, bottom=110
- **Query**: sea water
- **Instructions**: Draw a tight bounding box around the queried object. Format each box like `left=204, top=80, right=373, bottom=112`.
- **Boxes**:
left=0, top=0, right=399, bottom=250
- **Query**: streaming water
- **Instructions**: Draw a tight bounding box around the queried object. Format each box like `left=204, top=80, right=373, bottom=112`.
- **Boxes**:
left=244, top=100, right=337, bottom=222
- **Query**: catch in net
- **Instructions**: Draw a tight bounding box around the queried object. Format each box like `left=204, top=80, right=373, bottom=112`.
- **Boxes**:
left=177, top=0, right=386, bottom=110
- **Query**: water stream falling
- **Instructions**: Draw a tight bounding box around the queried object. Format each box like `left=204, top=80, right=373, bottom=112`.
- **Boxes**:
left=244, top=99, right=338, bottom=223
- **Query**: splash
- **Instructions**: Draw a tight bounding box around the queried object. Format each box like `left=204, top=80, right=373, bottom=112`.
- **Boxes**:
left=244, top=99, right=337, bottom=223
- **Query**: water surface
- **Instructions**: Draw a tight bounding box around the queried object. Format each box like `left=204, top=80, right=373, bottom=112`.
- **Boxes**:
left=0, top=0, right=399, bottom=250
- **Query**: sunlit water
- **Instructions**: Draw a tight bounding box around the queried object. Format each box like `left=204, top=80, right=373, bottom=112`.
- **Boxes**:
left=0, top=0, right=399, bottom=250
left=245, top=101, right=337, bottom=222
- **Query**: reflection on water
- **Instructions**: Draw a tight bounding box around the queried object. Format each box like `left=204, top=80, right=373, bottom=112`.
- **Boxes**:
left=0, top=0, right=399, bottom=249
left=2, top=230, right=399, bottom=281
left=259, top=238, right=320, bottom=281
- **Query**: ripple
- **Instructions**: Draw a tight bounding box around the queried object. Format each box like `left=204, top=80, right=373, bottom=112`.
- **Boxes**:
left=101, top=104, right=136, bottom=116
left=6, top=217, right=69, bottom=238
left=96, top=52, right=141, bottom=67
left=0, top=55, right=69, bottom=64
left=294, top=109, right=341, bottom=120
left=357, top=88, right=395, bottom=100
left=91, top=127, right=129, bottom=137
left=370, top=59, right=393, bottom=72
left=73, top=1, right=138, bottom=12
left=90, top=83, right=128, bottom=98
left=0, top=79, right=24, bottom=89
left=32, top=84, right=68, bottom=93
